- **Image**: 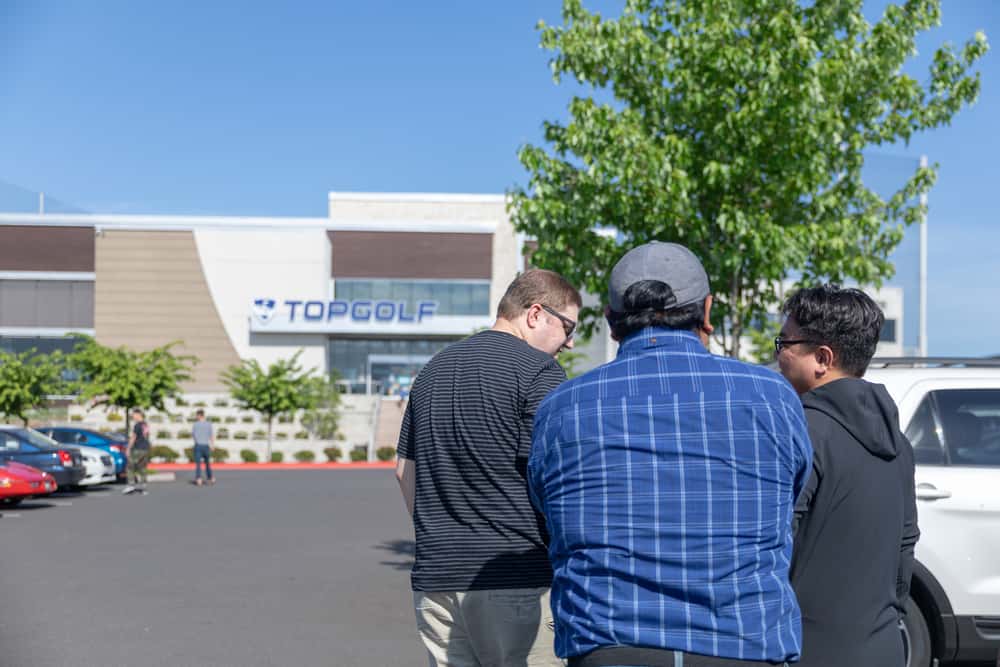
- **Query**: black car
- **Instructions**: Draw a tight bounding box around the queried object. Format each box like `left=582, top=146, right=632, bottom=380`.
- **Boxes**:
left=0, top=426, right=85, bottom=488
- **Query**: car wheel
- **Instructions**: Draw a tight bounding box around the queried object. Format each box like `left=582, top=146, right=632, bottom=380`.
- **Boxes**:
left=1, top=498, right=22, bottom=507
left=902, top=596, right=933, bottom=667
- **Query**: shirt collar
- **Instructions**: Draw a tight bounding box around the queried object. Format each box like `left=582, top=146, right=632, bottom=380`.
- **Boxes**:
left=617, top=327, right=707, bottom=357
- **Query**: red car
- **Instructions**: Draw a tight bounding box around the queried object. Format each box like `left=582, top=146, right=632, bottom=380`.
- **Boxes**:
left=0, top=461, right=58, bottom=506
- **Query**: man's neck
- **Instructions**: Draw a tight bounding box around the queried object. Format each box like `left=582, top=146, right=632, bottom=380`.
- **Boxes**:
left=492, top=317, right=526, bottom=341
left=806, top=369, right=852, bottom=393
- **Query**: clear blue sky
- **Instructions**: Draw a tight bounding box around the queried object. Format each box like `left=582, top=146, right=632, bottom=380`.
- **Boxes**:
left=1, top=1, right=997, bottom=356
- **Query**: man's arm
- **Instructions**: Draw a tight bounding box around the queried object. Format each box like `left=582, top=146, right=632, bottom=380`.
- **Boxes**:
left=396, top=457, right=415, bottom=516
left=897, top=440, right=920, bottom=608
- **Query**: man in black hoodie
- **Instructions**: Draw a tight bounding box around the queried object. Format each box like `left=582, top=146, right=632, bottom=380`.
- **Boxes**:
left=776, top=285, right=919, bottom=667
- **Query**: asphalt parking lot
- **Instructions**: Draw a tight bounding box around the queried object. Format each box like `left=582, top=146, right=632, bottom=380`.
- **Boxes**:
left=0, top=469, right=422, bottom=667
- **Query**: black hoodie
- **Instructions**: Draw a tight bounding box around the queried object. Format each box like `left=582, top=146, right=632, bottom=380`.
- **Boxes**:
left=790, top=377, right=919, bottom=667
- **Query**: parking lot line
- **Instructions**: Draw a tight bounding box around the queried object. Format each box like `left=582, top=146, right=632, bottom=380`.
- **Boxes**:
left=49, top=500, right=73, bottom=507
left=0, top=513, right=22, bottom=518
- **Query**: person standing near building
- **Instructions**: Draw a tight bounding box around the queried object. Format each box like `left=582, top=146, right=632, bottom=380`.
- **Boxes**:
left=776, top=285, right=919, bottom=667
left=395, top=269, right=581, bottom=667
left=123, top=408, right=151, bottom=495
left=191, top=409, right=215, bottom=486
left=528, top=242, right=812, bottom=667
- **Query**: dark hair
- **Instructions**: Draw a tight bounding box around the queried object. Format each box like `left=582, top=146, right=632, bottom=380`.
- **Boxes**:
left=607, top=280, right=705, bottom=339
left=497, top=269, right=582, bottom=320
left=781, top=284, right=884, bottom=377
left=131, top=408, right=144, bottom=418
left=196, top=409, right=205, bottom=417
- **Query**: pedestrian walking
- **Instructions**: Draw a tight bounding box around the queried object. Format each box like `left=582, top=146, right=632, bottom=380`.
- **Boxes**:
left=528, top=242, right=812, bottom=666
left=123, top=408, right=151, bottom=495
left=395, top=268, right=581, bottom=667
left=776, top=285, right=919, bottom=667
left=192, top=409, right=215, bottom=486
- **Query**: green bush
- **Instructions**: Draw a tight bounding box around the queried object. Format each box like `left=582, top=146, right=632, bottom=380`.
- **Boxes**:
left=148, top=414, right=164, bottom=423
left=156, top=430, right=172, bottom=439
left=294, top=431, right=309, bottom=440
left=208, top=415, right=221, bottom=423
left=323, top=446, right=342, bottom=462
left=177, top=429, right=192, bottom=440
left=294, top=450, right=316, bottom=462
left=184, top=447, right=195, bottom=462
left=240, top=448, right=258, bottom=463
left=224, top=416, right=237, bottom=424
left=70, top=414, right=83, bottom=422
left=193, top=401, right=207, bottom=407
left=275, top=432, right=288, bottom=440
left=277, top=414, right=293, bottom=424
left=376, top=446, right=396, bottom=462
left=270, top=452, right=283, bottom=463
left=234, top=431, right=249, bottom=440
left=213, top=398, right=229, bottom=407
left=107, top=412, right=124, bottom=422
left=98, top=425, right=112, bottom=433
left=175, top=397, right=189, bottom=407
left=216, top=428, right=230, bottom=440
left=150, top=445, right=179, bottom=463
left=349, top=448, right=367, bottom=462
left=241, top=415, right=254, bottom=423
left=252, top=429, right=267, bottom=440
left=211, top=447, right=229, bottom=463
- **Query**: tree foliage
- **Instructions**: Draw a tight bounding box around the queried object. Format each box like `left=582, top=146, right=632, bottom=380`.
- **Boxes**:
left=69, top=336, right=197, bottom=435
left=511, top=0, right=988, bottom=357
left=300, top=375, right=343, bottom=441
left=221, top=351, right=324, bottom=461
left=0, top=350, right=66, bottom=426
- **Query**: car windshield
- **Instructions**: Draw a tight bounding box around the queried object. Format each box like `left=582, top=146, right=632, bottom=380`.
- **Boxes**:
left=9, top=428, right=59, bottom=449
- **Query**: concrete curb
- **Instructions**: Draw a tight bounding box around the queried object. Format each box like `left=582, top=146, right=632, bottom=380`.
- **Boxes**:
left=148, top=462, right=395, bottom=472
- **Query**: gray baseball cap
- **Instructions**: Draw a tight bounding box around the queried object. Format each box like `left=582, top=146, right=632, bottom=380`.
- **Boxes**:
left=608, top=241, right=710, bottom=313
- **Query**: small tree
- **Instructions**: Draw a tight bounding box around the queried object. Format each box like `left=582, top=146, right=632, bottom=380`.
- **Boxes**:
left=300, top=375, right=343, bottom=440
left=69, top=336, right=197, bottom=437
left=221, top=351, right=322, bottom=462
left=0, top=350, right=66, bottom=426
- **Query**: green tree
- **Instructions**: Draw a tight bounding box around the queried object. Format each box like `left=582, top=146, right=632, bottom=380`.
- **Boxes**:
left=221, top=351, right=322, bottom=462
left=300, top=375, right=343, bottom=441
left=69, top=336, right=197, bottom=436
left=511, top=0, right=988, bottom=357
left=0, top=350, right=66, bottom=426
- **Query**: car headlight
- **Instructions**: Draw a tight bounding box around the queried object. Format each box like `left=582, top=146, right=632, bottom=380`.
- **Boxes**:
left=0, top=478, right=12, bottom=488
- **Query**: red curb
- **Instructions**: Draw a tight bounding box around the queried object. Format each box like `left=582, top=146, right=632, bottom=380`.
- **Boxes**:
left=148, top=462, right=396, bottom=471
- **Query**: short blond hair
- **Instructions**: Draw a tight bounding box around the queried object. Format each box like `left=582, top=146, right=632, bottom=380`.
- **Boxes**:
left=496, top=269, right=581, bottom=320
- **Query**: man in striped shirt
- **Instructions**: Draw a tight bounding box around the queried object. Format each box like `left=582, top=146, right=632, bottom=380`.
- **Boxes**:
left=528, top=242, right=812, bottom=667
left=396, top=269, right=581, bottom=667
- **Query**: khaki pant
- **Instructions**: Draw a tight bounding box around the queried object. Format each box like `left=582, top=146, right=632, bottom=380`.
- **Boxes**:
left=414, top=588, right=563, bottom=667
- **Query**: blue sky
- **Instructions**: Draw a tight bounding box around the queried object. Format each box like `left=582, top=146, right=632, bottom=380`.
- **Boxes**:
left=0, top=1, right=997, bottom=356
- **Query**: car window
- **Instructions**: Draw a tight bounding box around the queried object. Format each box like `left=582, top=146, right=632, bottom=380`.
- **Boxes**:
left=905, top=396, right=946, bottom=465
left=930, top=389, right=1000, bottom=467
left=83, top=432, right=109, bottom=445
left=50, top=430, right=79, bottom=444
left=0, top=432, right=22, bottom=452
left=8, top=428, right=57, bottom=449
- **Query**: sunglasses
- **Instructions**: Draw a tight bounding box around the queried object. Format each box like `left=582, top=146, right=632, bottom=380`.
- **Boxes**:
left=773, top=336, right=815, bottom=356
left=540, top=304, right=577, bottom=339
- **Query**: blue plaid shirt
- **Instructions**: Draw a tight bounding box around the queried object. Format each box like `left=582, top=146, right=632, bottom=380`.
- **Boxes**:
left=528, top=328, right=811, bottom=662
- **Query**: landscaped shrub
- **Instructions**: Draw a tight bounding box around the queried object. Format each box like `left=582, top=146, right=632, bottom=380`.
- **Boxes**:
left=224, top=416, right=237, bottom=424
left=156, top=430, right=172, bottom=440
left=241, top=416, right=254, bottom=423
left=216, top=428, right=230, bottom=440
left=294, top=450, right=316, bottom=462
left=278, top=414, right=293, bottom=424
left=275, top=432, right=288, bottom=440
left=184, top=447, right=195, bottom=462
left=175, top=397, right=189, bottom=407
left=107, top=412, right=124, bottom=422
left=213, top=398, right=229, bottom=407
left=349, top=449, right=367, bottom=462
left=177, top=429, right=192, bottom=440
left=150, top=445, right=179, bottom=462
left=233, top=431, right=249, bottom=440
left=323, top=446, right=342, bottom=462
left=270, top=452, right=284, bottom=463
left=194, top=401, right=207, bottom=407
left=148, top=414, right=164, bottom=423
left=70, top=414, right=83, bottom=422
left=208, top=415, right=221, bottom=423
left=171, top=414, right=184, bottom=423
left=294, top=431, right=309, bottom=440
left=252, top=430, right=267, bottom=440
left=376, top=446, right=396, bottom=462
left=211, top=447, right=229, bottom=463
left=240, top=448, right=258, bottom=463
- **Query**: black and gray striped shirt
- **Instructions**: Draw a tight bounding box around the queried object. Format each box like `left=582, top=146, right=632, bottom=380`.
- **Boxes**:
left=398, top=329, right=566, bottom=591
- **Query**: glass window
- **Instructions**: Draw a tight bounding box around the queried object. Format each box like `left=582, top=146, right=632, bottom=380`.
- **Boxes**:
left=334, top=280, right=490, bottom=316
left=931, top=389, right=1000, bottom=467
left=905, top=397, right=946, bottom=465
left=0, top=336, right=82, bottom=356
left=327, top=338, right=454, bottom=393
left=880, top=319, right=897, bottom=343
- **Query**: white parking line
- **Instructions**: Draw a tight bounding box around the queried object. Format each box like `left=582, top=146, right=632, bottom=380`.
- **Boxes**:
left=0, top=513, right=22, bottom=518
left=49, top=501, right=73, bottom=507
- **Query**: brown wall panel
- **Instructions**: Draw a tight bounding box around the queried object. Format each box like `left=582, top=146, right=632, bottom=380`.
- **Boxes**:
left=0, top=226, right=95, bottom=272
left=94, top=230, right=242, bottom=392
left=329, top=231, right=492, bottom=279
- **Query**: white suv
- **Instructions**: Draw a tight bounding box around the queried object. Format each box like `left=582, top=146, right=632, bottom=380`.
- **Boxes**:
left=865, top=359, right=1000, bottom=667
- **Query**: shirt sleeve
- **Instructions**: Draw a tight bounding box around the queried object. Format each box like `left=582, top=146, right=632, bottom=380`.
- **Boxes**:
left=896, top=435, right=920, bottom=609
left=519, top=360, right=567, bottom=461
left=396, top=397, right=416, bottom=460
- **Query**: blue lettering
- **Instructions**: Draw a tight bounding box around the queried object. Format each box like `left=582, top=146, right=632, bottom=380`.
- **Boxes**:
left=327, top=300, right=349, bottom=320
left=397, top=301, right=415, bottom=323
left=417, top=301, right=438, bottom=322
left=285, top=300, right=302, bottom=321
left=304, top=301, right=324, bottom=321
left=351, top=300, right=372, bottom=321
left=374, top=301, right=396, bottom=322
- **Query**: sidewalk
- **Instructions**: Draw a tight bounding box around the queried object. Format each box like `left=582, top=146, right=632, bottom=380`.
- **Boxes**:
left=148, top=462, right=396, bottom=471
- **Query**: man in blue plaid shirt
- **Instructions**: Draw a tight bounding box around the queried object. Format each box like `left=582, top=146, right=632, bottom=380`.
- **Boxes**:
left=528, top=242, right=812, bottom=667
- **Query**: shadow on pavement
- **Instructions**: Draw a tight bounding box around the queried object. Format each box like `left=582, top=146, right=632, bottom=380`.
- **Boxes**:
left=374, top=539, right=415, bottom=571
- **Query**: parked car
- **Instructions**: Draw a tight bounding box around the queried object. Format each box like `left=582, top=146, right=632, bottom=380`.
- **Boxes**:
left=865, top=358, right=1000, bottom=667
left=38, top=427, right=127, bottom=480
left=0, top=426, right=85, bottom=488
left=0, top=461, right=58, bottom=506
left=73, top=443, right=117, bottom=486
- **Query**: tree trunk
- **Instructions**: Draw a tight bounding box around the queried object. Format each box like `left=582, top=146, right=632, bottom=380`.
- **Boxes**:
left=266, top=417, right=273, bottom=463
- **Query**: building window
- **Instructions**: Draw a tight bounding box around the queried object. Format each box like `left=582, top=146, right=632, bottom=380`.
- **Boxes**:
left=0, top=279, right=94, bottom=328
left=0, top=336, right=83, bottom=356
left=880, top=319, right=897, bottom=343
left=334, top=279, right=490, bottom=316
left=328, top=338, right=454, bottom=394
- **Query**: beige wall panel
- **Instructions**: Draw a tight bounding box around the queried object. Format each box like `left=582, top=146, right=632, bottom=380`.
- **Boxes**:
left=95, top=230, right=242, bottom=392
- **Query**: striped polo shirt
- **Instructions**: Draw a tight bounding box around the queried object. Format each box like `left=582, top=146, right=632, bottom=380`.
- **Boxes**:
left=397, top=329, right=567, bottom=592
left=528, top=327, right=812, bottom=662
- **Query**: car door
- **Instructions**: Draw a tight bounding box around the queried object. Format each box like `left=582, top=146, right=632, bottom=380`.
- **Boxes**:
left=0, top=432, right=49, bottom=469
left=897, top=380, right=1000, bottom=617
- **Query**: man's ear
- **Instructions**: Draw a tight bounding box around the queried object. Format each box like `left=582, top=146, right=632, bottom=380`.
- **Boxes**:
left=525, top=303, right=543, bottom=330
left=605, top=305, right=621, bottom=342
left=815, top=345, right=835, bottom=372
left=701, top=295, right=714, bottom=336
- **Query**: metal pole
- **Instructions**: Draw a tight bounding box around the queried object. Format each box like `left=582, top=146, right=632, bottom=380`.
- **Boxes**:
left=919, top=155, right=928, bottom=357
left=39, top=192, right=45, bottom=215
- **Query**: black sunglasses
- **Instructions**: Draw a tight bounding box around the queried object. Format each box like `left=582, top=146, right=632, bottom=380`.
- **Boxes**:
left=774, top=336, right=815, bottom=356
left=541, top=304, right=577, bottom=339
